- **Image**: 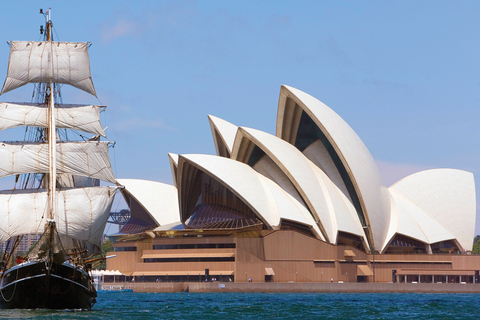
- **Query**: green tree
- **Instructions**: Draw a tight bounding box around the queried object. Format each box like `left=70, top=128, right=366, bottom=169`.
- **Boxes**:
left=101, top=239, right=113, bottom=254
left=472, top=235, right=480, bottom=254
left=92, top=239, right=114, bottom=270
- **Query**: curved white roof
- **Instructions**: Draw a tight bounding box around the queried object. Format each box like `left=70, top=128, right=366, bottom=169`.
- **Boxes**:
left=116, top=179, right=180, bottom=226
left=208, top=115, right=238, bottom=157
left=276, top=85, right=391, bottom=251
left=144, top=85, right=476, bottom=256
left=389, top=169, right=476, bottom=251
left=178, top=154, right=324, bottom=240
left=384, top=191, right=427, bottom=247
left=232, top=126, right=366, bottom=246
left=383, top=189, right=457, bottom=252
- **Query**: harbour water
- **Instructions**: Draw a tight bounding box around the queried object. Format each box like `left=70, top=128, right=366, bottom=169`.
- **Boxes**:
left=0, top=292, right=478, bottom=319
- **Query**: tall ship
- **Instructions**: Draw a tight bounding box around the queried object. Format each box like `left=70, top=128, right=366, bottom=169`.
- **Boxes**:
left=0, top=9, right=117, bottom=309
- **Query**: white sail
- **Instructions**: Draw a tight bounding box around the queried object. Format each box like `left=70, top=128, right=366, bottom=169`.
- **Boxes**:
left=0, top=141, right=115, bottom=183
left=0, top=187, right=117, bottom=253
left=1, top=41, right=96, bottom=96
left=0, top=103, right=106, bottom=137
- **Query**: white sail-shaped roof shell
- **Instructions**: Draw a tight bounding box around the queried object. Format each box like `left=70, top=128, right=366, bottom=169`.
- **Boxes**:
left=385, top=191, right=428, bottom=247
left=0, top=186, right=117, bottom=254
left=1, top=41, right=96, bottom=96
left=0, top=103, right=105, bottom=137
left=387, top=169, right=476, bottom=251
left=178, top=154, right=324, bottom=240
left=382, top=188, right=457, bottom=253
left=208, top=115, right=238, bottom=157
left=276, top=85, right=391, bottom=252
left=0, top=141, right=115, bottom=183
left=116, top=179, right=180, bottom=227
left=231, top=126, right=366, bottom=246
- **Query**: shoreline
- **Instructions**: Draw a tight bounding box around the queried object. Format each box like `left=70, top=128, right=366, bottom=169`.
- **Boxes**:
left=101, top=282, right=480, bottom=294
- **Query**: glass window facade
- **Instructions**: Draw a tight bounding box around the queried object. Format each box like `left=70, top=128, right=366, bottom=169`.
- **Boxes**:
left=430, top=240, right=459, bottom=254
left=384, top=234, right=426, bottom=254
left=336, top=231, right=365, bottom=251
left=120, top=189, right=158, bottom=233
left=183, top=169, right=262, bottom=230
left=280, top=219, right=314, bottom=238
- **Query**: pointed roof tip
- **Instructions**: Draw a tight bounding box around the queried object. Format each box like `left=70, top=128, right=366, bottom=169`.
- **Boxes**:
left=207, top=114, right=219, bottom=124
left=280, top=84, right=294, bottom=90
left=207, top=115, right=239, bottom=157
left=207, top=114, right=238, bottom=127
left=168, top=152, right=179, bottom=164
left=208, top=114, right=230, bottom=124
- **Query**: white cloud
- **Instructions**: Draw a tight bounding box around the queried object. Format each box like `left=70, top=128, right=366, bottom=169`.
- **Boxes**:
left=101, top=18, right=142, bottom=43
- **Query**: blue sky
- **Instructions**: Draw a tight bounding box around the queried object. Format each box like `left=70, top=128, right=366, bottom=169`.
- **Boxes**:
left=0, top=1, right=479, bottom=235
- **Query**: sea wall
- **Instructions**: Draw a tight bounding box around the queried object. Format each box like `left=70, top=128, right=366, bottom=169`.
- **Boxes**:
left=116, top=282, right=480, bottom=294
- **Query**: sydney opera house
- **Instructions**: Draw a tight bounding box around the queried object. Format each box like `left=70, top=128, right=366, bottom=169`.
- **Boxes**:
left=107, top=85, right=479, bottom=284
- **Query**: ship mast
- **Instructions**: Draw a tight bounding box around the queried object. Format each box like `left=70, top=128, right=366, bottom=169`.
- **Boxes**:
left=46, top=8, right=56, bottom=222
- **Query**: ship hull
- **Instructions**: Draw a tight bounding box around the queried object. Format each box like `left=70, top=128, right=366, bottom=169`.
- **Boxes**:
left=0, top=261, right=96, bottom=310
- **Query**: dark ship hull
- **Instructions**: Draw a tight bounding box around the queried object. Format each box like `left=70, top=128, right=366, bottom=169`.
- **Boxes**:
left=0, top=261, right=96, bottom=310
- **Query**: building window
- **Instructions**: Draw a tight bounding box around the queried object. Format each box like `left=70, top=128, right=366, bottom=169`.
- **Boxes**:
left=114, top=246, right=137, bottom=252
left=153, top=243, right=235, bottom=250
left=144, top=257, right=235, bottom=263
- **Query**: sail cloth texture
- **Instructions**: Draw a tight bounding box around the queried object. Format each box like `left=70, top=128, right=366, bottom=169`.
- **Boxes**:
left=0, top=141, right=115, bottom=183
left=0, top=187, right=117, bottom=254
left=1, top=41, right=96, bottom=96
left=0, top=103, right=105, bottom=136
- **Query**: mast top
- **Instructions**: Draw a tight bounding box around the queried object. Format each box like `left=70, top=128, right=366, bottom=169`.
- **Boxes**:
left=40, top=7, right=51, bottom=22
left=40, top=8, right=52, bottom=38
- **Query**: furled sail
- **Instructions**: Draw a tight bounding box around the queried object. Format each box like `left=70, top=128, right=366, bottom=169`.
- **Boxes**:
left=0, top=141, right=115, bottom=183
left=1, top=41, right=96, bottom=96
left=0, top=103, right=105, bottom=136
left=0, top=187, right=117, bottom=254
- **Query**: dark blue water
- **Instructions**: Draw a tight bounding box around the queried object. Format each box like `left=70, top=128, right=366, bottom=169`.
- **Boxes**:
left=0, top=292, right=478, bottom=319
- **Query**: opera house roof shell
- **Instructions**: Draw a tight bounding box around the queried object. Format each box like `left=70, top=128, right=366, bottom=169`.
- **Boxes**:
left=117, top=85, right=476, bottom=254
